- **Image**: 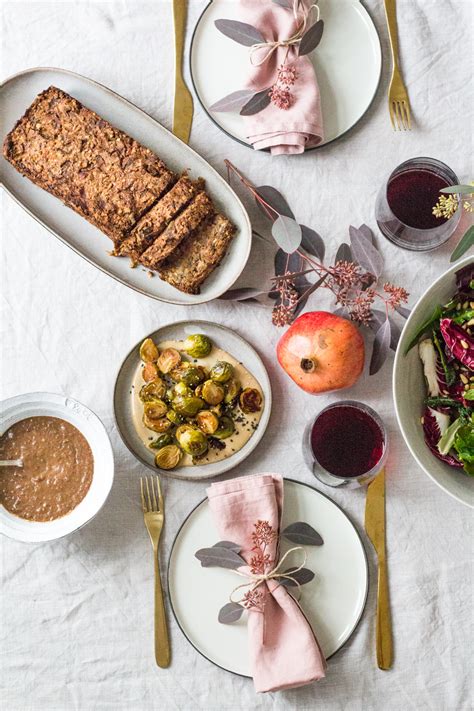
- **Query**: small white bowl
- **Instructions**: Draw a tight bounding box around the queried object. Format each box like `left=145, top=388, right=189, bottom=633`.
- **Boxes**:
left=0, top=392, right=114, bottom=542
left=393, top=257, right=474, bottom=508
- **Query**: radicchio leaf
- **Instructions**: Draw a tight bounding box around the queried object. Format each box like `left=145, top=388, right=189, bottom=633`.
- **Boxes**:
left=255, top=185, right=295, bottom=221
left=423, top=407, right=463, bottom=468
left=455, top=261, right=474, bottom=291
left=370, top=317, right=391, bottom=375
left=195, top=546, right=245, bottom=569
left=279, top=567, right=315, bottom=587
left=282, top=522, right=324, bottom=546
left=209, top=89, right=256, bottom=113
left=218, top=602, right=244, bottom=624
left=214, top=19, right=265, bottom=46
left=298, top=20, right=324, bottom=56
left=300, top=225, right=325, bottom=261
left=240, top=88, right=272, bottom=116
left=272, top=215, right=302, bottom=253
left=349, top=225, right=384, bottom=277
left=440, top=318, right=474, bottom=370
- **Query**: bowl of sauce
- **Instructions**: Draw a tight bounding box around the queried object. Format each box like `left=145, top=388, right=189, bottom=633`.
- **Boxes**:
left=0, top=393, right=114, bottom=542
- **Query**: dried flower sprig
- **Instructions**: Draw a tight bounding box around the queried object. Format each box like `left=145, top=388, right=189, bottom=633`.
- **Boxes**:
left=222, top=161, right=410, bottom=375
left=432, top=182, right=474, bottom=262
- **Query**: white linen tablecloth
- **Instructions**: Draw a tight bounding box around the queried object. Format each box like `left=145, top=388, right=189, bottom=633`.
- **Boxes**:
left=1, top=1, right=473, bottom=709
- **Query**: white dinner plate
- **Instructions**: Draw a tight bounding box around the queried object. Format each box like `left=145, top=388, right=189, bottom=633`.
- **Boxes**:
left=0, top=392, right=114, bottom=543
left=114, top=320, right=272, bottom=480
left=0, top=67, right=251, bottom=305
left=169, top=478, right=368, bottom=675
left=190, top=0, right=382, bottom=150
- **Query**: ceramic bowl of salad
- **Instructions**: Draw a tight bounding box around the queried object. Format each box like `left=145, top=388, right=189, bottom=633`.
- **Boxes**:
left=393, top=257, right=473, bottom=508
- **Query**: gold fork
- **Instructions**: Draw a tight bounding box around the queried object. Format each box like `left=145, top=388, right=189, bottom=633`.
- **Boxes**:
left=140, top=475, right=171, bottom=668
left=384, top=0, right=412, bottom=131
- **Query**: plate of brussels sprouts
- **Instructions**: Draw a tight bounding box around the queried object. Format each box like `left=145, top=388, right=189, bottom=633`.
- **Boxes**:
left=114, top=321, right=271, bottom=479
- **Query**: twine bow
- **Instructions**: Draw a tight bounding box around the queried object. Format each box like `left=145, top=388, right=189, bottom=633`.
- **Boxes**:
left=249, top=1, right=320, bottom=66
left=229, top=546, right=307, bottom=604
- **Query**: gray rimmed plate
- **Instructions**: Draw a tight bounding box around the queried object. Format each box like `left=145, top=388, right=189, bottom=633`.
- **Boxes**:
left=113, top=321, right=272, bottom=480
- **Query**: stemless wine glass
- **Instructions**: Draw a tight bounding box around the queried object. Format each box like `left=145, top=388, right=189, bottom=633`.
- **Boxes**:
left=375, top=157, right=461, bottom=251
left=303, top=401, right=388, bottom=489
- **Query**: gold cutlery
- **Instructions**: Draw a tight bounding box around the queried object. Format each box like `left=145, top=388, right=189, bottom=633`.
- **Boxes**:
left=383, top=0, right=412, bottom=131
left=172, top=0, right=194, bottom=144
left=140, top=475, right=171, bottom=668
left=0, top=459, right=23, bottom=467
left=364, top=468, right=393, bottom=670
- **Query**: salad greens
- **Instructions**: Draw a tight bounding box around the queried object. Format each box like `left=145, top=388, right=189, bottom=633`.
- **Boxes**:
left=412, top=263, right=474, bottom=477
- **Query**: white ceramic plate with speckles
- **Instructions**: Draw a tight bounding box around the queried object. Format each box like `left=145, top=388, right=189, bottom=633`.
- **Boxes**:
left=168, top=478, right=369, bottom=676
left=0, top=67, right=252, bottom=305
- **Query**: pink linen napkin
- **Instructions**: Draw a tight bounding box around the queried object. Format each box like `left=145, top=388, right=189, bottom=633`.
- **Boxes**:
left=239, top=0, right=324, bottom=155
left=207, top=473, right=326, bottom=693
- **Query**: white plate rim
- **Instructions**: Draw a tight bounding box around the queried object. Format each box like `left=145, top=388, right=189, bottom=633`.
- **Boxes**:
left=393, top=255, right=474, bottom=509
left=113, top=320, right=272, bottom=480
left=0, top=66, right=252, bottom=306
left=189, top=0, right=383, bottom=152
left=167, top=477, right=369, bottom=676
left=0, top=391, right=115, bottom=543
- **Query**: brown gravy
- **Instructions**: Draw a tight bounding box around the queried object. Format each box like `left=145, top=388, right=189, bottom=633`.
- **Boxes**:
left=0, top=416, right=93, bottom=522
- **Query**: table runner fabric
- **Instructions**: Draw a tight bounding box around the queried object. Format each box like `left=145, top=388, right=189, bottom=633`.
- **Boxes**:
left=207, top=473, right=326, bottom=692
left=1, top=1, right=473, bottom=710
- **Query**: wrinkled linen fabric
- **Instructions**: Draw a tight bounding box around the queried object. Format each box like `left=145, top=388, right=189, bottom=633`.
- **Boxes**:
left=207, top=473, right=326, bottom=692
left=239, top=0, right=324, bottom=154
left=1, top=1, right=473, bottom=710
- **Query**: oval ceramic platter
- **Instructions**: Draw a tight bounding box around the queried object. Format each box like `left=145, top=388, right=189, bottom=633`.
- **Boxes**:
left=168, top=478, right=369, bottom=675
left=114, top=321, right=272, bottom=481
left=0, top=68, right=251, bottom=305
left=190, top=0, right=382, bottom=150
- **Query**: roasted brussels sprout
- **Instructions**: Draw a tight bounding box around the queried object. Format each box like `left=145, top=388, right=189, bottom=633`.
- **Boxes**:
left=144, top=400, right=168, bottom=419
left=142, top=362, right=159, bottom=383
left=173, top=381, right=193, bottom=397
left=210, top=361, right=234, bottom=383
left=175, top=424, right=195, bottom=444
left=210, top=403, right=223, bottom=417
left=201, top=380, right=225, bottom=405
left=157, top=348, right=181, bottom=374
left=140, top=338, right=159, bottom=363
left=139, top=379, right=166, bottom=402
left=166, top=409, right=185, bottom=425
left=196, top=410, right=219, bottom=435
left=149, top=433, right=174, bottom=450
left=213, top=415, right=235, bottom=440
left=143, top=414, right=173, bottom=433
left=194, top=383, right=204, bottom=398
left=179, top=428, right=208, bottom=457
left=172, top=395, right=205, bottom=417
left=224, top=378, right=242, bottom=404
left=155, top=444, right=182, bottom=470
left=183, top=334, right=212, bottom=358
left=179, top=365, right=207, bottom=387
left=239, top=388, right=263, bottom=413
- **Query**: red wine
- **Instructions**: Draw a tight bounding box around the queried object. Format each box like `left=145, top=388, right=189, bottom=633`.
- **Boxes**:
left=387, top=168, right=449, bottom=230
left=311, top=405, right=384, bottom=478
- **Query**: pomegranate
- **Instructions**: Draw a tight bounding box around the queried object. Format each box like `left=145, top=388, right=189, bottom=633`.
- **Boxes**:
left=277, top=311, right=365, bottom=394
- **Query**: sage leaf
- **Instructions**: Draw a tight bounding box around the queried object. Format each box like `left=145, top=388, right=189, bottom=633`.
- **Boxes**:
left=335, top=243, right=353, bottom=263
left=255, top=185, right=294, bottom=220
left=209, top=89, right=256, bottom=113
left=214, top=19, right=265, bottom=46
left=195, top=546, right=245, bottom=569
left=282, top=522, right=324, bottom=546
left=218, top=602, right=244, bottom=624
left=272, top=215, right=302, bottom=253
left=370, top=317, right=391, bottom=375
left=440, top=184, right=474, bottom=195
left=280, top=567, right=315, bottom=587
left=300, top=225, right=325, bottom=261
left=349, top=225, right=384, bottom=277
left=298, top=20, right=324, bottom=56
left=240, top=88, right=271, bottom=116
left=450, top=226, right=474, bottom=263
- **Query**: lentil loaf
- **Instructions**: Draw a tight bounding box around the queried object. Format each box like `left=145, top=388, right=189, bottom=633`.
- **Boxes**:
left=3, top=86, right=175, bottom=244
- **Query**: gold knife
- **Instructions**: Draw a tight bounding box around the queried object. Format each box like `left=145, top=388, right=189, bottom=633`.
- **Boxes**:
left=364, top=469, right=393, bottom=670
left=172, top=0, right=194, bottom=144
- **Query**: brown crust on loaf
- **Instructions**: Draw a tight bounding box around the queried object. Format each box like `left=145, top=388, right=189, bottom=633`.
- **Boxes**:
left=159, top=214, right=236, bottom=294
left=140, top=192, right=214, bottom=269
left=117, top=175, right=204, bottom=261
left=3, top=86, right=175, bottom=243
